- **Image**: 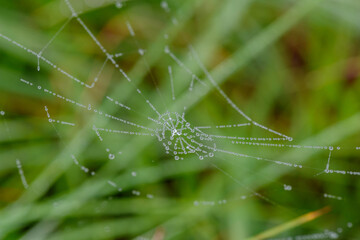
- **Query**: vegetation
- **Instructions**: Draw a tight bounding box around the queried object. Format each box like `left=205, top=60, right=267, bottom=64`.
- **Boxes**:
left=0, top=0, right=359, bottom=239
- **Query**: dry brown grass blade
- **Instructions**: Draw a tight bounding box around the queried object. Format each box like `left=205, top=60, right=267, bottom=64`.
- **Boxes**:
left=247, top=206, right=331, bottom=240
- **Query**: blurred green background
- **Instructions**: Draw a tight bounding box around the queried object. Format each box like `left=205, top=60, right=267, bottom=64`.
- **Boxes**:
left=0, top=0, right=360, bottom=239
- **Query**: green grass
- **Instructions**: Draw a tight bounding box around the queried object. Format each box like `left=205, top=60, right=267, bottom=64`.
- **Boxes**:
left=0, top=0, right=360, bottom=239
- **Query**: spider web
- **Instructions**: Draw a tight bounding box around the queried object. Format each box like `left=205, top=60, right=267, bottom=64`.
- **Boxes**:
left=0, top=0, right=359, bottom=239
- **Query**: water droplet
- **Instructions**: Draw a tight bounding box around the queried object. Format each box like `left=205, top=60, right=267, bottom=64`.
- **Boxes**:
left=115, top=1, right=122, bottom=8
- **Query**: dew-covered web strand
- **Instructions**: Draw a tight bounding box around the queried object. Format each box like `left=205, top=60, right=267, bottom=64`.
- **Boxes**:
left=22, top=75, right=178, bottom=150
left=212, top=150, right=345, bottom=202
left=23, top=77, right=156, bottom=143
left=159, top=2, right=360, bottom=170
left=147, top=108, right=356, bottom=205
left=63, top=0, right=167, bottom=120
left=157, top=1, right=360, bottom=215
left=195, top=123, right=251, bottom=129
left=164, top=46, right=208, bottom=88
left=0, top=20, right=185, bottom=133
left=160, top=1, right=216, bottom=105
left=44, top=106, right=75, bottom=126
left=37, top=17, right=73, bottom=71
left=35, top=1, right=165, bottom=197
left=167, top=112, right=315, bottom=172
left=325, top=148, right=332, bottom=173
left=123, top=12, right=170, bottom=111
left=0, top=0, right=161, bottom=123
left=8, top=74, right=154, bottom=239
left=16, top=159, right=29, bottom=189
left=20, top=78, right=155, bottom=132
left=210, top=162, right=279, bottom=207
left=0, top=0, right=338, bottom=166
left=188, top=45, right=360, bottom=176
left=210, top=159, right=322, bottom=216
left=0, top=2, right=246, bottom=140
left=189, top=45, right=292, bottom=140
left=5, top=0, right=358, bottom=208
left=43, top=105, right=95, bottom=176
left=160, top=2, right=291, bottom=140
left=89, top=58, right=109, bottom=88
left=168, top=65, right=175, bottom=101
left=268, top=222, right=354, bottom=240
left=43, top=105, right=150, bottom=197
left=0, top=32, right=96, bottom=89
left=0, top=1, right=359, bottom=238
